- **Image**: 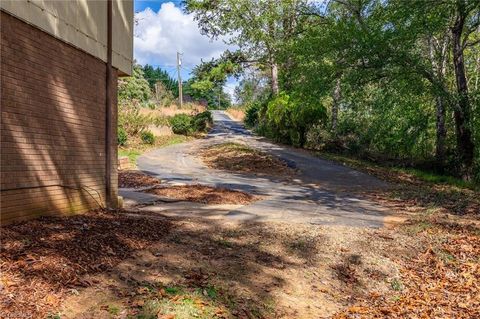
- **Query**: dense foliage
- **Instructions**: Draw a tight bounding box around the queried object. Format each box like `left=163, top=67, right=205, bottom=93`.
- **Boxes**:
left=183, top=56, right=238, bottom=108
left=118, top=65, right=152, bottom=103
left=142, top=64, right=179, bottom=97
left=187, top=0, right=480, bottom=182
left=117, top=60, right=215, bottom=149
left=117, top=127, right=128, bottom=146
left=169, top=111, right=213, bottom=135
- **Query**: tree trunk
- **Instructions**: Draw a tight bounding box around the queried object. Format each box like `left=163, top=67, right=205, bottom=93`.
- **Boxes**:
left=271, top=63, right=280, bottom=95
left=435, top=96, right=447, bottom=165
left=331, top=78, right=341, bottom=136
left=451, top=4, right=475, bottom=178
left=428, top=35, right=448, bottom=166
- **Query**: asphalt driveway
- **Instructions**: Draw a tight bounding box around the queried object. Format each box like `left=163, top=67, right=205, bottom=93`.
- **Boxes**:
left=124, top=111, right=393, bottom=227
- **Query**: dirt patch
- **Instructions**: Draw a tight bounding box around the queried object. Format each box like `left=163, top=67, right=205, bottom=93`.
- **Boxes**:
left=56, top=217, right=416, bottom=319
left=145, top=184, right=259, bottom=205
left=0, top=210, right=171, bottom=318
left=200, top=143, right=296, bottom=177
left=1, top=208, right=477, bottom=318
left=119, top=170, right=161, bottom=188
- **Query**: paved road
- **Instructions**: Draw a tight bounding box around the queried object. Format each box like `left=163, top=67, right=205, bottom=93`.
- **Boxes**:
left=128, top=111, right=394, bottom=227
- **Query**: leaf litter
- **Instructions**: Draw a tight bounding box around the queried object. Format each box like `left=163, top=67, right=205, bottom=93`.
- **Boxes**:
left=0, top=209, right=171, bottom=318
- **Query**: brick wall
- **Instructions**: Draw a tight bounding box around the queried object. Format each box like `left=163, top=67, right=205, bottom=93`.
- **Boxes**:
left=1, top=11, right=118, bottom=224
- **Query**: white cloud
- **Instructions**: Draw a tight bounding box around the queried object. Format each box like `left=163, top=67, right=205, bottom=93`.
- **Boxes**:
left=134, top=3, right=232, bottom=69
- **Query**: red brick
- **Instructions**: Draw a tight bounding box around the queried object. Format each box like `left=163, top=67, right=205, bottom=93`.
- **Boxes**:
left=1, top=12, right=119, bottom=224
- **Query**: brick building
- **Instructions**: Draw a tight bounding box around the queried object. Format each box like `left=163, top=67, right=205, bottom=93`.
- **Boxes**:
left=0, top=1, right=133, bottom=224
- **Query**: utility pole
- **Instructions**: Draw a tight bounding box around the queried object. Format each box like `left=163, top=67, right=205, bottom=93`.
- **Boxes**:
left=177, top=52, right=183, bottom=108
left=218, top=90, right=221, bottom=109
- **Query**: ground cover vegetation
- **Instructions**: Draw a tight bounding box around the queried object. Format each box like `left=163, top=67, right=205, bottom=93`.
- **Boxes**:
left=185, top=0, right=480, bottom=183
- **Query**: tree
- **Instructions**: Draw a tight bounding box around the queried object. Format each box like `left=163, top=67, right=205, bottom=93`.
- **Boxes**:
left=234, top=69, right=269, bottom=106
left=185, top=0, right=310, bottom=95
left=118, top=64, right=152, bottom=103
left=142, top=65, right=179, bottom=97
left=292, top=0, right=479, bottom=177
left=449, top=0, right=478, bottom=178
left=183, top=57, right=238, bottom=108
left=190, top=0, right=480, bottom=181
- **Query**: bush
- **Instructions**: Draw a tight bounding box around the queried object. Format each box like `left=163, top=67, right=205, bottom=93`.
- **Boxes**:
left=261, top=92, right=326, bottom=147
left=118, top=127, right=128, bottom=146
left=145, top=101, right=157, bottom=110
left=244, top=102, right=261, bottom=128
left=118, top=101, right=151, bottom=136
left=168, top=111, right=213, bottom=135
left=141, top=130, right=155, bottom=144
left=193, top=111, right=213, bottom=132
left=169, top=114, right=194, bottom=135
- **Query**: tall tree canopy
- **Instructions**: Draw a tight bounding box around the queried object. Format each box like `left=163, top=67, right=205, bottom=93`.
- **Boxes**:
left=187, top=0, right=480, bottom=181
left=142, top=65, right=179, bottom=98
left=185, top=0, right=311, bottom=95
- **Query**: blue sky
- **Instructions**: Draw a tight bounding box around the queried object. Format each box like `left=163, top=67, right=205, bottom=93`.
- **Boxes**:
left=133, top=0, right=238, bottom=97
left=134, top=0, right=178, bottom=13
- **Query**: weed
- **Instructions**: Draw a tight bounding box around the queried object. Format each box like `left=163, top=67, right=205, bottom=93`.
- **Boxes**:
left=390, top=278, right=403, bottom=291
left=136, top=299, right=161, bottom=319
left=107, top=305, right=120, bottom=315
left=137, top=292, right=221, bottom=319
left=404, top=221, right=432, bottom=235
left=216, top=238, right=234, bottom=248
left=205, top=286, right=218, bottom=299
left=434, top=248, right=456, bottom=263
left=141, top=131, right=156, bottom=145
left=164, top=286, right=182, bottom=295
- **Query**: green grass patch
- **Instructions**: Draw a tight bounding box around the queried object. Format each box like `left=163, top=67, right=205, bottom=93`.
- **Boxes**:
left=164, top=286, right=182, bottom=295
left=317, top=151, right=478, bottom=191
left=390, top=278, right=403, bottom=291
left=119, top=134, right=191, bottom=166
left=107, top=304, right=120, bottom=315
left=136, top=290, right=222, bottom=319
left=118, top=149, right=142, bottom=164
left=397, top=167, right=474, bottom=189
left=404, top=221, right=433, bottom=235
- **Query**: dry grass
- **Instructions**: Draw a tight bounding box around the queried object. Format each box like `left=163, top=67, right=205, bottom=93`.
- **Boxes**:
left=145, top=184, right=259, bottom=205
left=200, top=143, right=296, bottom=178
left=225, top=108, right=245, bottom=121
left=140, top=104, right=206, bottom=118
